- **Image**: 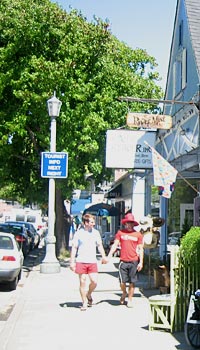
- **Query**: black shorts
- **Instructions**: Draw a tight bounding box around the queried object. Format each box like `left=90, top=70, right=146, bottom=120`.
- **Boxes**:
left=119, top=261, right=138, bottom=284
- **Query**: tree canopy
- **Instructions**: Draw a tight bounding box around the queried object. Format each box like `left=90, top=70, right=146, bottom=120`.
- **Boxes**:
left=0, top=0, right=163, bottom=206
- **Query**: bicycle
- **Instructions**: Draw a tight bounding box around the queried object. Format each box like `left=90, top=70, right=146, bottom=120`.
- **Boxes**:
left=184, top=290, right=200, bottom=349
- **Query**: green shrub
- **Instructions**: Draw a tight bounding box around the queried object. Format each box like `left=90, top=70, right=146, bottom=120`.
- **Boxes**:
left=178, top=226, right=200, bottom=296
left=180, top=226, right=200, bottom=260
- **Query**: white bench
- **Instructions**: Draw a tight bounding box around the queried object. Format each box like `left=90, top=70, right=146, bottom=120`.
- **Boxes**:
left=148, top=246, right=179, bottom=332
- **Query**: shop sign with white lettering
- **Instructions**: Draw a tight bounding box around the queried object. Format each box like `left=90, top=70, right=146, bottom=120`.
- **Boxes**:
left=106, top=130, right=156, bottom=169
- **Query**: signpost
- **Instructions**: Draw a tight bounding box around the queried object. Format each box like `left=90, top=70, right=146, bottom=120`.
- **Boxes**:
left=126, top=112, right=172, bottom=129
left=41, top=152, right=68, bottom=178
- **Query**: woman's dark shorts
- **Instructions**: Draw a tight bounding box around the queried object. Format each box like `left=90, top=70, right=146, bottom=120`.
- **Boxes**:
left=119, top=261, right=138, bottom=284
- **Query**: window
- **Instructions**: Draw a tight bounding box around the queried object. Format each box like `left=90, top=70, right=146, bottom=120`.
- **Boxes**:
left=27, top=215, right=36, bottom=223
left=0, top=237, right=14, bottom=249
left=182, top=48, right=187, bottom=89
left=173, top=48, right=187, bottom=96
left=16, top=214, right=25, bottom=221
left=179, top=20, right=183, bottom=47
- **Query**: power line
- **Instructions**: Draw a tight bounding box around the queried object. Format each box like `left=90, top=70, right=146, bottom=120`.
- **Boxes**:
left=118, top=96, right=195, bottom=105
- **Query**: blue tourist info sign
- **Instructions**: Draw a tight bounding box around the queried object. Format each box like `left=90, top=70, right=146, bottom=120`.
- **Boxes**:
left=41, top=152, right=68, bottom=178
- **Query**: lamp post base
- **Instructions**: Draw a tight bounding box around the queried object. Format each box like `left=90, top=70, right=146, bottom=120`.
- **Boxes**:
left=40, top=237, right=61, bottom=274
left=40, top=260, right=60, bottom=274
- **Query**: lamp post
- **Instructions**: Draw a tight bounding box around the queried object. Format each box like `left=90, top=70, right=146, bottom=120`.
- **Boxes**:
left=40, top=92, right=62, bottom=274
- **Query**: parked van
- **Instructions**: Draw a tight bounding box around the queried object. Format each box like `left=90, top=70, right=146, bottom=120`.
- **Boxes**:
left=6, top=208, right=47, bottom=237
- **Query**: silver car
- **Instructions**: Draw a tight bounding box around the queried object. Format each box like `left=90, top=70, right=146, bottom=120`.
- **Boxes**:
left=0, top=232, right=24, bottom=290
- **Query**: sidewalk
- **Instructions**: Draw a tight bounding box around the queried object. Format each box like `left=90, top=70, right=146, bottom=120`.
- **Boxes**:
left=0, top=247, right=192, bottom=350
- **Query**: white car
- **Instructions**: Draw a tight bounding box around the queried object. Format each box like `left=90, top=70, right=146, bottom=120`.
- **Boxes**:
left=0, top=232, right=24, bottom=290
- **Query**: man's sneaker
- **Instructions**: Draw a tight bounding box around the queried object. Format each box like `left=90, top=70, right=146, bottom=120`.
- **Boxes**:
left=80, top=302, right=88, bottom=311
left=127, top=300, right=134, bottom=308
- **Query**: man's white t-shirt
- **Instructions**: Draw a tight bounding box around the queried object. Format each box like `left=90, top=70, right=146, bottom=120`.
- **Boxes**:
left=72, top=227, right=102, bottom=263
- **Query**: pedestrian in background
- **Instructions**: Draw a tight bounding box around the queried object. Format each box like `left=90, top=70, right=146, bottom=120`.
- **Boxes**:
left=70, top=213, right=107, bottom=311
left=68, top=215, right=76, bottom=251
left=74, top=215, right=82, bottom=230
left=107, top=213, right=144, bottom=308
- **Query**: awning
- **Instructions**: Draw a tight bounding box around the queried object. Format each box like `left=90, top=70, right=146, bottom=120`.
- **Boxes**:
left=105, top=184, right=122, bottom=199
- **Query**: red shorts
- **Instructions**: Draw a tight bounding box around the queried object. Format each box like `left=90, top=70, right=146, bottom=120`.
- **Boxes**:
left=75, top=262, right=98, bottom=274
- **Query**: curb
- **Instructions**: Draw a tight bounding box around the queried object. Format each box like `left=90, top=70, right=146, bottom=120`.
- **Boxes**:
left=0, top=271, right=35, bottom=350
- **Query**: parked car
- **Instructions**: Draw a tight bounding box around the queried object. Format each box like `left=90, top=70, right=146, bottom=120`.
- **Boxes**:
left=102, top=232, right=115, bottom=254
left=6, top=208, right=47, bottom=238
left=101, top=232, right=120, bottom=257
left=168, top=232, right=181, bottom=246
left=6, top=221, right=40, bottom=250
left=0, top=223, right=31, bottom=257
left=26, top=214, right=47, bottom=238
left=0, top=231, right=24, bottom=290
left=22, top=210, right=47, bottom=237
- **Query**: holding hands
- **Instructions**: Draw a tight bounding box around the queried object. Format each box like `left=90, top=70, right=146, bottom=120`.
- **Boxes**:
left=101, top=256, right=109, bottom=264
left=70, top=261, right=76, bottom=272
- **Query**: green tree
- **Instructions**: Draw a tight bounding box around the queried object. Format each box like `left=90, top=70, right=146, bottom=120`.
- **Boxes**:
left=0, top=0, right=163, bottom=255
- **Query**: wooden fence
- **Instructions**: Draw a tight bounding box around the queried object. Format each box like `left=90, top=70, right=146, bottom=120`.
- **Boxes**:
left=173, top=247, right=200, bottom=331
left=149, top=231, right=200, bottom=332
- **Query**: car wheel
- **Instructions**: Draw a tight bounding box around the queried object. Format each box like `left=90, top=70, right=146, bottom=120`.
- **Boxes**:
left=37, top=236, right=40, bottom=248
left=9, top=276, right=18, bottom=291
left=18, top=269, right=22, bottom=281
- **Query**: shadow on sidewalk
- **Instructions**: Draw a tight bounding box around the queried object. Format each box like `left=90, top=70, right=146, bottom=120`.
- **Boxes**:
left=23, top=245, right=46, bottom=271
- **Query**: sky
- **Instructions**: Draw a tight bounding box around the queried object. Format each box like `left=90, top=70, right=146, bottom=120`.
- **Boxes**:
left=51, top=0, right=177, bottom=90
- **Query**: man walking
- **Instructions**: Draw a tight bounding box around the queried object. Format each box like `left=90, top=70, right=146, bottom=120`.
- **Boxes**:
left=107, top=213, right=144, bottom=308
left=70, top=213, right=107, bottom=311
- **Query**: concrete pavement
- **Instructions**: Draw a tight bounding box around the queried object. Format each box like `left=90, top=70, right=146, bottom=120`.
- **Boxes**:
left=0, top=246, right=192, bottom=350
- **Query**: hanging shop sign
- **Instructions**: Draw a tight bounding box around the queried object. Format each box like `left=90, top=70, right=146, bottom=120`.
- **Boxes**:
left=126, top=112, right=172, bottom=129
left=106, top=129, right=156, bottom=169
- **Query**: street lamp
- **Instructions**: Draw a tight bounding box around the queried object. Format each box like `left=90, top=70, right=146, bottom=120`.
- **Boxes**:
left=40, top=92, right=62, bottom=274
